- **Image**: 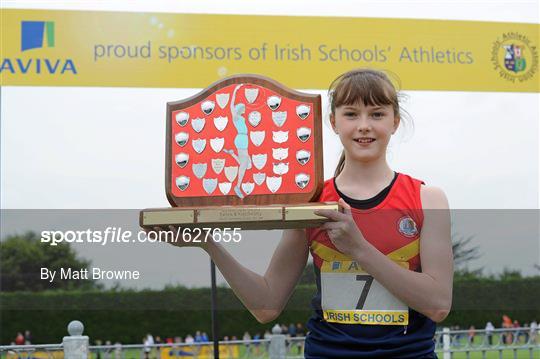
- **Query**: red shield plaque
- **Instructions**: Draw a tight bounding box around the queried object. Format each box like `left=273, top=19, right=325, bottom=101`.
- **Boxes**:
left=166, top=75, right=323, bottom=207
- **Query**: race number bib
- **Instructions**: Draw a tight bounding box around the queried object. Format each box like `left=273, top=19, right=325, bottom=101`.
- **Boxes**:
left=321, top=259, right=409, bottom=325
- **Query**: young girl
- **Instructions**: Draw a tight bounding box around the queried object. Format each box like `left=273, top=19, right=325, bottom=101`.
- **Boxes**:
left=161, top=69, right=453, bottom=358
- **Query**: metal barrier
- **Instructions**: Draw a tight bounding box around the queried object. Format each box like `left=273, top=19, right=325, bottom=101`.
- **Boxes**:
left=0, top=343, right=64, bottom=359
left=283, top=337, right=305, bottom=359
left=435, top=327, right=539, bottom=359
left=0, top=320, right=87, bottom=359
left=1, top=321, right=538, bottom=359
left=88, top=339, right=271, bottom=359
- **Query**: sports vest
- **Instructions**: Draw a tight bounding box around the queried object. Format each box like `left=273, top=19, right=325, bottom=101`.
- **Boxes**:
left=304, top=173, right=437, bottom=358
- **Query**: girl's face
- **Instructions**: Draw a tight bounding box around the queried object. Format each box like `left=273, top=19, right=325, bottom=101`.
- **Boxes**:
left=331, top=102, right=399, bottom=162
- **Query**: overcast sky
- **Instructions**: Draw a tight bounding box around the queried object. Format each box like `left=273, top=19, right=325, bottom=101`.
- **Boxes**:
left=1, top=0, right=539, bottom=287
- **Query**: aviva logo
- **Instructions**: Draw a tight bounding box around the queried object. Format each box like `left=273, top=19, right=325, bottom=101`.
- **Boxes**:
left=21, top=21, right=55, bottom=51
left=0, top=20, right=77, bottom=75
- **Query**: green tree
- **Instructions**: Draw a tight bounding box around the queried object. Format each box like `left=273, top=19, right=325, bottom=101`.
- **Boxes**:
left=498, top=268, right=522, bottom=280
left=0, top=231, right=101, bottom=291
left=454, top=268, right=485, bottom=280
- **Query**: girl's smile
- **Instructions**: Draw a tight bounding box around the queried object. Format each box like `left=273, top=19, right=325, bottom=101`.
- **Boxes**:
left=354, top=137, right=376, bottom=145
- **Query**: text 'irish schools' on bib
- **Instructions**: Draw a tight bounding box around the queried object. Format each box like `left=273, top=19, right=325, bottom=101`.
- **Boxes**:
left=321, top=259, right=409, bottom=325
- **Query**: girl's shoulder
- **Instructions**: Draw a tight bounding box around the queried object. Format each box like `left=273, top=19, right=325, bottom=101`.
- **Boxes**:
left=396, top=172, right=424, bottom=187
left=397, top=173, right=449, bottom=209
left=420, top=185, right=449, bottom=209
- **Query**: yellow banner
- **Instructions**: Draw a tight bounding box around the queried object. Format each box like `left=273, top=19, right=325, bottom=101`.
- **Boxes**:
left=160, top=345, right=240, bottom=359
left=1, top=9, right=538, bottom=92
left=324, top=310, right=408, bottom=325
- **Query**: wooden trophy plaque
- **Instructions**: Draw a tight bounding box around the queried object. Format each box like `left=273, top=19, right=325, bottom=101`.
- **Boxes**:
left=140, top=74, right=340, bottom=230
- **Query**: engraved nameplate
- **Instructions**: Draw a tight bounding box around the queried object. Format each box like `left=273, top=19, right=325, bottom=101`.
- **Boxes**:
left=143, top=210, right=195, bottom=226
left=197, top=207, right=283, bottom=223
left=284, top=204, right=340, bottom=221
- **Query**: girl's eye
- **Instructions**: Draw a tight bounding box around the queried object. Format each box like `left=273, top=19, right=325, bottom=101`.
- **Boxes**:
left=344, top=112, right=356, bottom=117
left=372, top=112, right=384, bottom=119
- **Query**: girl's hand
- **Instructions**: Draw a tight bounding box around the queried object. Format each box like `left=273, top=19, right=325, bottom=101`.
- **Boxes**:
left=313, top=198, right=367, bottom=258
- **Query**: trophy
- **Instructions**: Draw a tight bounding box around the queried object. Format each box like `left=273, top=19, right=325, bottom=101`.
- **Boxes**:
left=140, top=75, right=340, bottom=230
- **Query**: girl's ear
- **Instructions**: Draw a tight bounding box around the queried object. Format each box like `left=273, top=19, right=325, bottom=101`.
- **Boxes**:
left=330, top=113, right=338, bottom=134
left=392, top=116, right=400, bottom=134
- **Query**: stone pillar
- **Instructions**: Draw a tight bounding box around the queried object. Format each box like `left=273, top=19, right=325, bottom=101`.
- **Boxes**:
left=63, top=320, right=89, bottom=359
left=269, top=324, right=286, bottom=359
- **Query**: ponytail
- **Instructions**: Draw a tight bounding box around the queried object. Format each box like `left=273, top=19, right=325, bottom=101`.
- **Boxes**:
left=333, top=150, right=346, bottom=178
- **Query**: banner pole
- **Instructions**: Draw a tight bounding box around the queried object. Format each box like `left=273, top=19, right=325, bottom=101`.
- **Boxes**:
left=210, top=259, right=219, bottom=359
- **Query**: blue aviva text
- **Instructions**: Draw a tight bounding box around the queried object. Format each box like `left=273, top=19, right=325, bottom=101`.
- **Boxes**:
left=1, top=58, right=77, bottom=75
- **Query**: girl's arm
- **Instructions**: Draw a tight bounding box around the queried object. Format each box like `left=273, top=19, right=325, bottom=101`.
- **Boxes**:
left=315, top=187, right=453, bottom=323
left=174, top=228, right=309, bottom=323
left=353, top=186, right=453, bottom=322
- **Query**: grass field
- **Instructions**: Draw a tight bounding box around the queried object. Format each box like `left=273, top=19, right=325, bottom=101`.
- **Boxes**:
left=436, top=349, right=539, bottom=359
left=86, top=341, right=539, bottom=359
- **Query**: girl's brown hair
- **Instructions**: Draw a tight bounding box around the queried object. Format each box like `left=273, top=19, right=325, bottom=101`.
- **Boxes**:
left=329, top=69, right=403, bottom=177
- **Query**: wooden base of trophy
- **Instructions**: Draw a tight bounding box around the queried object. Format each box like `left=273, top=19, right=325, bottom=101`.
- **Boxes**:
left=140, top=202, right=340, bottom=230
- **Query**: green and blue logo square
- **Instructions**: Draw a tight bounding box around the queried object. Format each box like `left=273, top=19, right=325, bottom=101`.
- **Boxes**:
left=21, top=21, right=55, bottom=51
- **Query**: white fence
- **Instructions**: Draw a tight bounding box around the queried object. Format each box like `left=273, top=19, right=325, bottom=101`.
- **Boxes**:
left=434, top=327, right=539, bottom=359
left=1, top=321, right=539, bottom=359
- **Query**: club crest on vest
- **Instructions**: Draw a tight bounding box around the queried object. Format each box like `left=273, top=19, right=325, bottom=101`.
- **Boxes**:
left=397, top=215, right=419, bottom=238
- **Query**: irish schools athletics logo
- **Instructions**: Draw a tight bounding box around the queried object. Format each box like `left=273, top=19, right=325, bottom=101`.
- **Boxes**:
left=397, top=216, right=418, bottom=238
left=491, top=32, right=538, bottom=83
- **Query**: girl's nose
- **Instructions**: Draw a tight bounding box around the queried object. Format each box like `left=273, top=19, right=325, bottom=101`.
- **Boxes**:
left=356, top=117, right=372, bottom=132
